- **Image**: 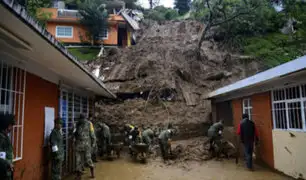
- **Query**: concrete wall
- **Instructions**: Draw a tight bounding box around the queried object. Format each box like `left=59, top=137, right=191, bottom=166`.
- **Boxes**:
left=14, top=72, right=59, bottom=180
left=251, top=92, right=274, bottom=168
left=273, top=130, right=306, bottom=179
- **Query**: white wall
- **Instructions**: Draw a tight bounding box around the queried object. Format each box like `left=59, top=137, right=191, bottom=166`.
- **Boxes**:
left=273, top=130, right=306, bottom=179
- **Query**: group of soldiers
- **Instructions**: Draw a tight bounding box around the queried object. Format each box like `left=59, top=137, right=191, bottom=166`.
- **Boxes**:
left=50, top=114, right=112, bottom=180
left=0, top=112, right=258, bottom=180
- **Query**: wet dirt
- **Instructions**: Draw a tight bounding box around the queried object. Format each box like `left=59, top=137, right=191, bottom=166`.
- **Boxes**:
left=65, top=156, right=289, bottom=180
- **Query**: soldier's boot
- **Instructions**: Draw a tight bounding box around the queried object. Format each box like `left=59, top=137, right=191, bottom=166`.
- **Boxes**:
left=90, top=167, right=95, bottom=178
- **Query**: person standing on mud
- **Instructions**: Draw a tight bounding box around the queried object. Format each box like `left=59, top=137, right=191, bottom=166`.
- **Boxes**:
left=49, top=118, right=64, bottom=180
left=74, top=114, right=95, bottom=179
left=158, top=129, right=174, bottom=161
left=98, top=122, right=111, bottom=157
left=0, top=113, right=15, bottom=180
left=207, top=120, right=224, bottom=153
left=237, top=114, right=259, bottom=171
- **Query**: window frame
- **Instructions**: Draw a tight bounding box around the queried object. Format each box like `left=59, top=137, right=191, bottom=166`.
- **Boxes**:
left=55, top=26, right=73, bottom=38
left=242, top=98, right=252, bottom=120
left=272, top=84, right=306, bottom=132
left=0, top=61, right=26, bottom=162
left=98, top=27, right=108, bottom=40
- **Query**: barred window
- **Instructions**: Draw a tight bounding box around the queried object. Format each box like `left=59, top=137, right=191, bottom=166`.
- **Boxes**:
left=242, top=98, right=252, bottom=120
left=272, top=84, right=306, bottom=131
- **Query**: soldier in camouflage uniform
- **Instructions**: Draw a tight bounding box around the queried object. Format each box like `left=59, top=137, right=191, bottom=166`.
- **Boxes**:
left=49, top=118, right=64, bottom=180
left=74, top=114, right=95, bottom=179
left=98, top=122, right=111, bottom=157
left=0, top=113, right=15, bottom=180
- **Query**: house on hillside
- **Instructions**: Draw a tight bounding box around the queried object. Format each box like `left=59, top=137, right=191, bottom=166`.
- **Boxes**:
left=207, top=56, right=306, bottom=179
left=1, top=0, right=115, bottom=179
left=39, top=0, right=140, bottom=48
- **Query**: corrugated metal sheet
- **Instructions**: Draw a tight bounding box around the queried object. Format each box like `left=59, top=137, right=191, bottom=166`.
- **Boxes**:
left=121, top=11, right=140, bottom=30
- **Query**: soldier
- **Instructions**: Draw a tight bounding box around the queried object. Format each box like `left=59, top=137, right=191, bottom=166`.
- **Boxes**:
left=88, top=116, right=98, bottom=163
left=142, top=127, right=154, bottom=150
left=158, top=129, right=174, bottom=161
left=98, top=122, right=111, bottom=157
left=207, top=120, right=224, bottom=156
left=74, top=114, right=95, bottom=179
left=0, top=113, right=15, bottom=180
left=49, top=118, right=64, bottom=180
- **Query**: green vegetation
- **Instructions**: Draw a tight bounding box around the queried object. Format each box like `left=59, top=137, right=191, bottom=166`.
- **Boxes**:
left=191, top=0, right=306, bottom=67
left=175, top=0, right=191, bottom=15
left=67, top=48, right=100, bottom=61
left=78, top=0, right=109, bottom=44
left=145, top=6, right=179, bottom=21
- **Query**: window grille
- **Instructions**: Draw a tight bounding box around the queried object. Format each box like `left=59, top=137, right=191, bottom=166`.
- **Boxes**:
left=272, top=84, right=306, bottom=131
left=242, top=98, right=252, bottom=119
left=59, top=88, right=91, bottom=174
left=0, top=61, right=26, bottom=161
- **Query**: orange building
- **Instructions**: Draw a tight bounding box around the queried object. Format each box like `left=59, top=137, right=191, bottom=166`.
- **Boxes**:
left=1, top=1, right=115, bottom=179
left=208, top=56, right=306, bottom=179
left=39, top=7, right=137, bottom=47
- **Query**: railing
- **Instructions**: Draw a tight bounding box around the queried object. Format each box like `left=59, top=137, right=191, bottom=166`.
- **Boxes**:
left=57, top=9, right=81, bottom=18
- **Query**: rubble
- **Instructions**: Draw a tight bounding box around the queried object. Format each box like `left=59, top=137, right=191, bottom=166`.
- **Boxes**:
left=90, top=20, right=263, bottom=138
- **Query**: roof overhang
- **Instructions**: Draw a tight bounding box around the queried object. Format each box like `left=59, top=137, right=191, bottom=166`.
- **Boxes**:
left=207, top=55, right=306, bottom=100
left=0, top=0, right=116, bottom=98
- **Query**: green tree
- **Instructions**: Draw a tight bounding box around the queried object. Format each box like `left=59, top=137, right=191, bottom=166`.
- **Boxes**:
left=25, top=0, right=52, bottom=16
left=175, top=0, right=191, bottom=15
left=78, top=0, right=109, bottom=44
left=145, top=6, right=179, bottom=21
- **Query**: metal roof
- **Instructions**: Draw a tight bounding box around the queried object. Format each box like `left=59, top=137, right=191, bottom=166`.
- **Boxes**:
left=208, top=55, right=306, bottom=99
left=121, top=10, right=140, bottom=31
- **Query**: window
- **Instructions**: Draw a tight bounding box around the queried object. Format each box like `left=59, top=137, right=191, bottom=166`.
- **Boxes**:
left=242, top=98, right=252, bottom=119
left=56, top=26, right=73, bottom=38
left=98, top=28, right=108, bottom=39
left=0, top=61, right=26, bottom=161
left=272, top=84, right=306, bottom=131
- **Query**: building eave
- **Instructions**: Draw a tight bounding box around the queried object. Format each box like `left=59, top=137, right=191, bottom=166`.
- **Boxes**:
left=207, top=55, right=306, bottom=100
left=1, top=0, right=116, bottom=98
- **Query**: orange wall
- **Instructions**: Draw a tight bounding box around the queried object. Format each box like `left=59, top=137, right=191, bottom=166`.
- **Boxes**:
left=231, top=92, right=274, bottom=168
left=46, top=22, right=119, bottom=45
left=251, top=92, right=274, bottom=168
left=14, top=72, right=59, bottom=180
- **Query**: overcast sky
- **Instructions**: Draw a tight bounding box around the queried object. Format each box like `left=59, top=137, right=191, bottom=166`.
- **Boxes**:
left=137, top=0, right=174, bottom=8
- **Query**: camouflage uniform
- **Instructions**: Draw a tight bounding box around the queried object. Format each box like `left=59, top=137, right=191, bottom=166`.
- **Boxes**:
left=98, top=123, right=111, bottom=156
left=207, top=121, right=224, bottom=156
left=0, top=131, right=13, bottom=180
left=75, top=118, right=95, bottom=172
left=49, top=127, right=64, bottom=180
left=89, top=122, right=98, bottom=162
left=158, top=129, right=172, bottom=160
left=142, top=129, right=154, bottom=146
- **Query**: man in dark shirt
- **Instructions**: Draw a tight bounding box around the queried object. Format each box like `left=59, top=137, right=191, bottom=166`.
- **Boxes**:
left=237, top=114, right=259, bottom=170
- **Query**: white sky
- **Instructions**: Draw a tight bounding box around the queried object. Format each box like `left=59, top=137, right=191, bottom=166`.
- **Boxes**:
left=137, top=0, right=174, bottom=8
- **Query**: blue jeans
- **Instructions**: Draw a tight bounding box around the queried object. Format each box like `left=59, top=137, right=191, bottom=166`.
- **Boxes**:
left=243, top=143, right=254, bottom=169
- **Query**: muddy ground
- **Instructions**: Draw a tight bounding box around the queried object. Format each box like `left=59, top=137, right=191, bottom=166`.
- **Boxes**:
left=65, top=138, right=289, bottom=180
left=67, top=159, right=289, bottom=180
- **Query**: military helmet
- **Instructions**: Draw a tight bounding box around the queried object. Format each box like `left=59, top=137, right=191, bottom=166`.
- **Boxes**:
left=54, top=118, right=63, bottom=125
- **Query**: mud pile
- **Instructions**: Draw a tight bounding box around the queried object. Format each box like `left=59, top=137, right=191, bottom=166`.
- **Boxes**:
left=92, top=20, right=262, bottom=138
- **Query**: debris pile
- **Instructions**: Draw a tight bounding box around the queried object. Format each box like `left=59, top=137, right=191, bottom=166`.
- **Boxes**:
left=90, top=20, right=262, bottom=138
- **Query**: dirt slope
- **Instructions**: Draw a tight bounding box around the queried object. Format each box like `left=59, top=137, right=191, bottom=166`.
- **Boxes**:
left=91, top=20, right=262, bottom=138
